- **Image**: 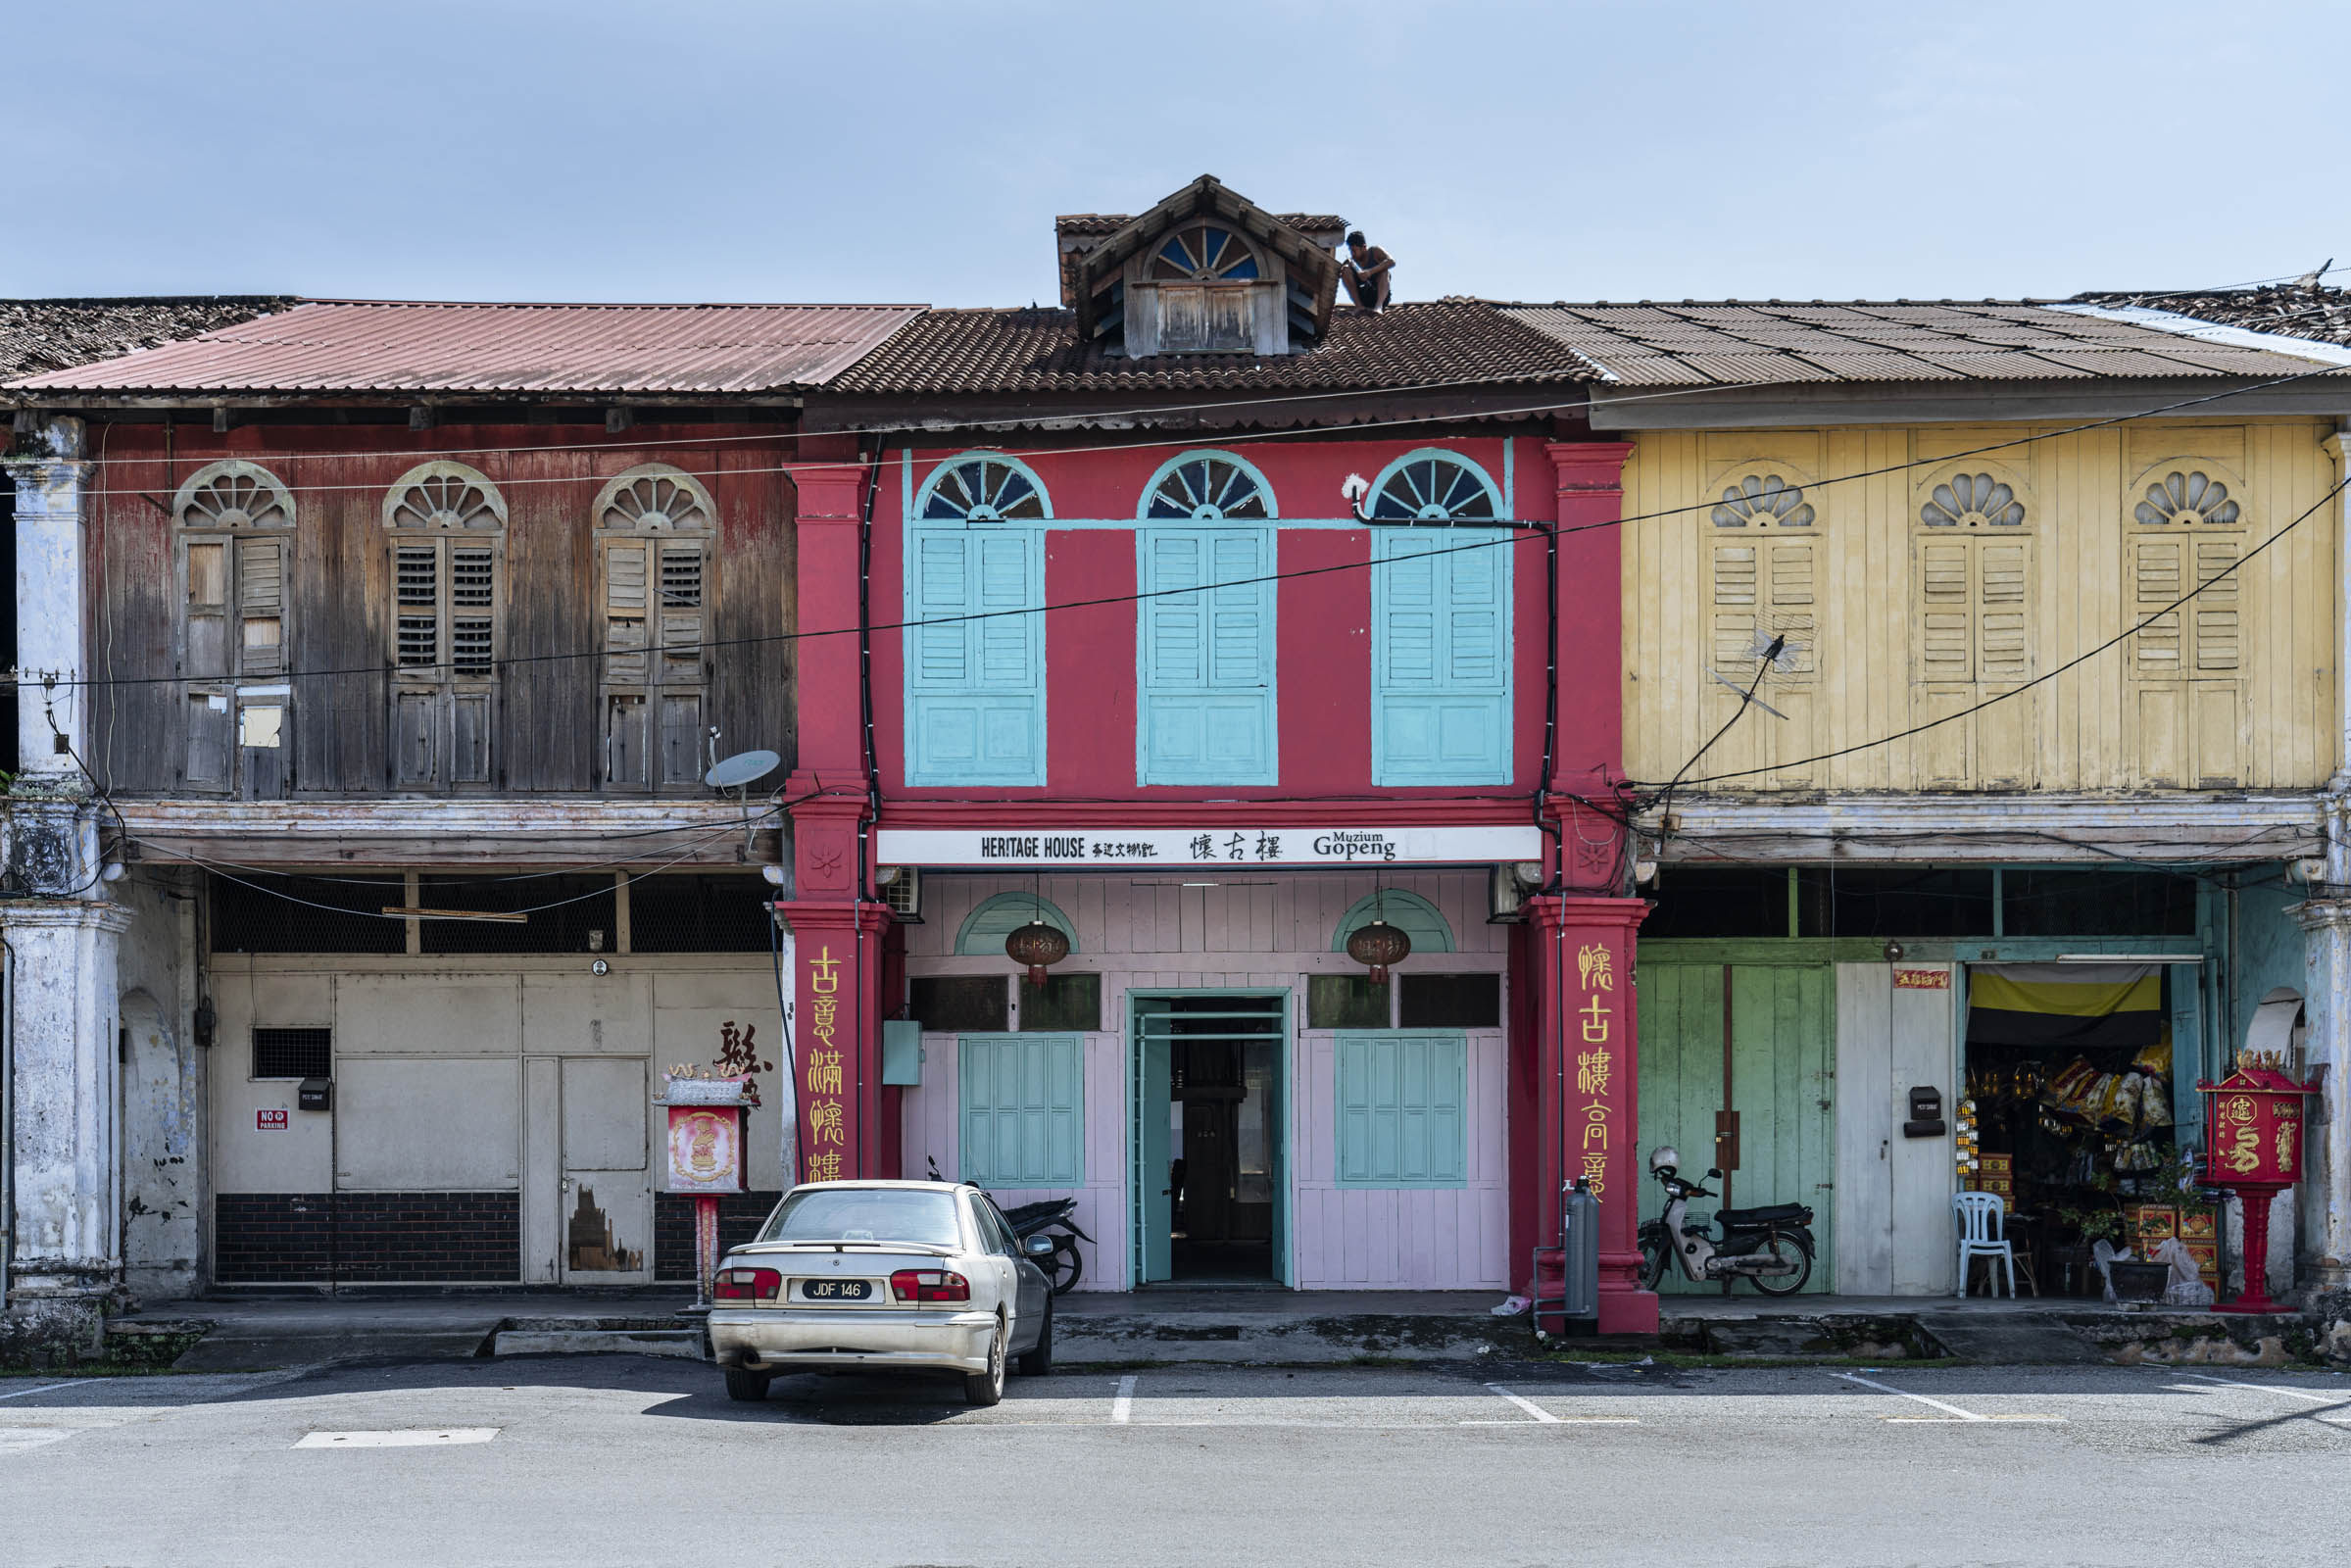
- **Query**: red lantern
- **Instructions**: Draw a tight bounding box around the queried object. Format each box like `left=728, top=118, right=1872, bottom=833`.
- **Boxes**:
left=1004, top=920, right=1069, bottom=987
left=1346, top=919, right=1411, bottom=984
left=2195, top=1060, right=2319, bottom=1314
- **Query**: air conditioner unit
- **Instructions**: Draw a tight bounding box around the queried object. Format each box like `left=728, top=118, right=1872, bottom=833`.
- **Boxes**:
left=1488, top=859, right=1543, bottom=923
left=879, top=865, right=922, bottom=922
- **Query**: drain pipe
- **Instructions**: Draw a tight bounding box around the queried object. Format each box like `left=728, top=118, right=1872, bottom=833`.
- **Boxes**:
left=1, top=934, right=12, bottom=1305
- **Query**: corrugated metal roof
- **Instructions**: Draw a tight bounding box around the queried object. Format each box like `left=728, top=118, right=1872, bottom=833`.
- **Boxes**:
left=1501, top=300, right=2351, bottom=386
left=7, top=299, right=927, bottom=395
left=826, top=300, right=1601, bottom=395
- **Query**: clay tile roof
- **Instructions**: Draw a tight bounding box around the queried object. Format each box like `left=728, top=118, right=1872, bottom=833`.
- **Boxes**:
left=0, top=296, right=294, bottom=383
left=2070, top=282, right=2351, bottom=350
left=825, top=300, right=1602, bottom=395
left=1502, top=299, right=2351, bottom=386
left=7, top=299, right=928, bottom=395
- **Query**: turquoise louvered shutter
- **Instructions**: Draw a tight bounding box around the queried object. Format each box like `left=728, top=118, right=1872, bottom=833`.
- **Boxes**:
left=1139, top=527, right=1276, bottom=784
left=959, top=1034, right=1084, bottom=1187
left=906, top=528, right=1044, bottom=785
left=1335, top=1033, right=1467, bottom=1188
left=1372, top=529, right=1510, bottom=784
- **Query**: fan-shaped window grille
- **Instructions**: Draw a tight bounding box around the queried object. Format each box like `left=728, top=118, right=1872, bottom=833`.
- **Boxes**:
left=1143, top=452, right=1274, bottom=520
left=918, top=455, right=1049, bottom=522
left=2134, top=469, right=2242, bottom=528
left=1711, top=473, right=1814, bottom=528
left=1919, top=472, right=2026, bottom=528
left=594, top=464, right=714, bottom=533
left=1369, top=452, right=1500, bottom=521
left=1151, top=224, right=1260, bottom=282
left=1330, top=890, right=1454, bottom=955
left=174, top=460, right=293, bottom=530
left=383, top=461, right=506, bottom=531
left=955, top=892, right=1079, bottom=956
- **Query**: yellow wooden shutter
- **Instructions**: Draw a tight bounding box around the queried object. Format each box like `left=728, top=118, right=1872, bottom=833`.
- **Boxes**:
left=2192, top=538, right=2239, bottom=673
left=1977, top=541, right=2029, bottom=682
left=1918, top=541, right=1974, bottom=681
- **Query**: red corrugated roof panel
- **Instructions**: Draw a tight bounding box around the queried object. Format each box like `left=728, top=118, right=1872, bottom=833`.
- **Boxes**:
left=7, top=300, right=928, bottom=394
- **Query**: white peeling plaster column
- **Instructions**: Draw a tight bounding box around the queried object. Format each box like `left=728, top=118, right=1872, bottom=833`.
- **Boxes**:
left=2309, top=426, right=2351, bottom=1291
left=5, top=901, right=132, bottom=1348
left=8, top=416, right=90, bottom=775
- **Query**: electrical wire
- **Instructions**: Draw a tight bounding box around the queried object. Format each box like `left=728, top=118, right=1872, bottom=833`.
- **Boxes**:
left=20, top=357, right=2351, bottom=697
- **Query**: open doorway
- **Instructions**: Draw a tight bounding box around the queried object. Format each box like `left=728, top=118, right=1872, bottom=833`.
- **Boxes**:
left=1132, top=994, right=1286, bottom=1286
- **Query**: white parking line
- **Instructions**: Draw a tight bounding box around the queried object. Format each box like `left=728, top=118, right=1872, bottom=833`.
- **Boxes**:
left=1459, top=1384, right=1640, bottom=1426
left=0, top=1380, right=94, bottom=1402
left=293, top=1429, right=500, bottom=1448
left=1833, top=1371, right=2062, bottom=1423
left=2181, top=1373, right=2351, bottom=1423
left=1110, top=1375, right=1136, bottom=1424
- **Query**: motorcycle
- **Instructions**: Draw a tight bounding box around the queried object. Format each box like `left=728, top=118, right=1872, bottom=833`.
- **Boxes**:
left=928, top=1157, right=1090, bottom=1295
left=1638, top=1145, right=1814, bottom=1296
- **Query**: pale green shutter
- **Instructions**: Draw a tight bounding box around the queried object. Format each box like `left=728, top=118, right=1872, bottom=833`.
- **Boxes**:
left=1372, top=530, right=1510, bottom=784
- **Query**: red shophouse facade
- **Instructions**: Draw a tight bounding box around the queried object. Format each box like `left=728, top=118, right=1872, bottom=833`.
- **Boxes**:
left=778, top=181, right=1657, bottom=1329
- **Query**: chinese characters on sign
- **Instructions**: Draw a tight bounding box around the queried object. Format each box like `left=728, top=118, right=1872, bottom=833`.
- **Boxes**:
left=714, top=1019, right=773, bottom=1108
left=804, top=947, right=849, bottom=1184
left=1575, top=940, right=1615, bottom=1198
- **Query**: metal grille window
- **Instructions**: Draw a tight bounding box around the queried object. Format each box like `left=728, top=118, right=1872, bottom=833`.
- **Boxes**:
left=212, top=873, right=407, bottom=955
left=626, top=874, right=774, bottom=954
left=253, top=1027, right=332, bottom=1080
left=1396, top=973, right=1500, bottom=1029
left=595, top=465, right=715, bottom=793
left=910, top=976, right=1010, bottom=1034
left=384, top=463, right=507, bottom=790
left=416, top=873, right=617, bottom=956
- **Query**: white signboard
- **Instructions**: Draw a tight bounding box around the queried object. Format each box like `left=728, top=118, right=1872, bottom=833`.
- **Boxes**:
left=876, top=825, right=1543, bottom=869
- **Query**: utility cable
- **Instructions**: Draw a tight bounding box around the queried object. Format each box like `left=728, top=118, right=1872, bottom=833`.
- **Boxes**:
left=17, top=359, right=2351, bottom=697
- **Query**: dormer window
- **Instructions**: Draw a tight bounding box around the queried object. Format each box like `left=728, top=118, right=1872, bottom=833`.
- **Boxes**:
left=1151, top=225, right=1261, bottom=282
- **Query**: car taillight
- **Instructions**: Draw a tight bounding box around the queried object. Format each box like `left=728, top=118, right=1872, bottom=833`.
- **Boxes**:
left=712, top=1267, right=780, bottom=1302
left=889, top=1269, right=971, bottom=1303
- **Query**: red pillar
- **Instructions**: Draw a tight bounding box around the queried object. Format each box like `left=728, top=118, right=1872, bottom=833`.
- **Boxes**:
left=1528, top=894, right=1656, bottom=1335
left=778, top=446, right=895, bottom=1181
left=1543, top=440, right=1635, bottom=892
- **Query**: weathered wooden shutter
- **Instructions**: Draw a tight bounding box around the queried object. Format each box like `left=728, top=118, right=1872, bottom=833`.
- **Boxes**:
left=905, top=529, right=1044, bottom=785
left=235, top=538, right=285, bottom=676
left=2130, top=533, right=2242, bottom=786
left=1336, top=1033, right=1466, bottom=1187
left=603, top=540, right=651, bottom=787
left=656, top=543, right=706, bottom=787
left=1139, top=527, right=1274, bottom=784
left=1373, top=530, right=1510, bottom=784
left=1918, top=540, right=1976, bottom=681
left=958, top=1034, right=1084, bottom=1187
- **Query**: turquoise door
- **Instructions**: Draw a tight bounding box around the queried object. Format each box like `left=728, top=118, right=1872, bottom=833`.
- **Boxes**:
left=1637, top=962, right=1836, bottom=1294
left=1132, top=998, right=1174, bottom=1284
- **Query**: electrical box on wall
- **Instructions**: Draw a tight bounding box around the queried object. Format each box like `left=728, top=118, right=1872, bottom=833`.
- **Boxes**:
left=882, top=1020, right=923, bottom=1086
left=298, top=1078, right=333, bottom=1112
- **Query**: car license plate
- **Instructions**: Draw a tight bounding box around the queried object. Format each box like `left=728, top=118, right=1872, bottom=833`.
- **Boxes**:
left=798, top=1278, right=871, bottom=1302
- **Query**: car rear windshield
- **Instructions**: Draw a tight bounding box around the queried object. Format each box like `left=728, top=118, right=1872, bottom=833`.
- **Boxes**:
left=759, top=1188, right=963, bottom=1249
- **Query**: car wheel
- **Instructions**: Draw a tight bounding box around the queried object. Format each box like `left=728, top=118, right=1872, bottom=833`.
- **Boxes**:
left=723, top=1368, right=772, bottom=1403
left=1017, top=1301, right=1053, bottom=1377
left=962, top=1318, right=1006, bottom=1406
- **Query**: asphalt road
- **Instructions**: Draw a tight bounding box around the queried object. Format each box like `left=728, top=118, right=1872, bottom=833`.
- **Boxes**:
left=3, top=1354, right=2348, bottom=1567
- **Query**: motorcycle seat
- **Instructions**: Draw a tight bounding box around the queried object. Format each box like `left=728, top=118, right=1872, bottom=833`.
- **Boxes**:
left=1716, top=1201, right=1811, bottom=1229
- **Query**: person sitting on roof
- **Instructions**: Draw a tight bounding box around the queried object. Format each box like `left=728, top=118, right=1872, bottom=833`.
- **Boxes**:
left=1339, top=230, right=1395, bottom=313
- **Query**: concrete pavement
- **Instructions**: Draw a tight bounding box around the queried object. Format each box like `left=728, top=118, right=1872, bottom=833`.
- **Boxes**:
left=4, top=1354, right=2350, bottom=1565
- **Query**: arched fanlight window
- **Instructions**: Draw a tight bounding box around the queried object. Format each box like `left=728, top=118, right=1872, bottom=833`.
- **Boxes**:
left=594, top=463, right=714, bottom=533
left=174, top=460, right=294, bottom=531
left=1143, top=451, right=1275, bottom=521
left=382, top=460, right=507, bottom=531
left=917, top=454, right=1050, bottom=522
left=1919, top=471, right=2026, bottom=529
left=1368, top=451, right=1501, bottom=522
left=1150, top=224, right=1260, bottom=282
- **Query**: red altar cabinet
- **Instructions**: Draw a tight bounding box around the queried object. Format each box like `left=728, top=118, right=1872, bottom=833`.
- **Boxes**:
left=2195, top=1059, right=2319, bottom=1314
left=659, top=1073, right=752, bottom=1307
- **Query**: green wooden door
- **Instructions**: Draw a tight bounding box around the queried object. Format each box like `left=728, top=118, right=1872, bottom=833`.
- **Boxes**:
left=1131, top=999, right=1174, bottom=1285
left=1637, top=962, right=1835, bottom=1294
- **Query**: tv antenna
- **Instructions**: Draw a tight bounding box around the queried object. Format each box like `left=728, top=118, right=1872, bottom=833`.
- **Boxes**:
left=706, top=747, right=781, bottom=855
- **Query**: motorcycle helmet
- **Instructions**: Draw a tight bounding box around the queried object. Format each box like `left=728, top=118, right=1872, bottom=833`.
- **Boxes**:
left=1647, top=1146, right=1680, bottom=1174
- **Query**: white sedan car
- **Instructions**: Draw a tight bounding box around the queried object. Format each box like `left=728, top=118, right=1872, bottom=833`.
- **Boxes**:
left=708, top=1180, right=1055, bottom=1406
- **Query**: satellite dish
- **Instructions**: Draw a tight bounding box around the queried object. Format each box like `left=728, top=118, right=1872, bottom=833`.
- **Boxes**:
left=705, top=749, right=781, bottom=791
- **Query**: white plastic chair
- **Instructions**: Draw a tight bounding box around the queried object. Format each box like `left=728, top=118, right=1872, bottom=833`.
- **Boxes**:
left=1954, top=1192, right=2016, bottom=1298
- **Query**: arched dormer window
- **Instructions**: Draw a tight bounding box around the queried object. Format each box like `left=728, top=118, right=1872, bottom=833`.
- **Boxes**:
left=175, top=460, right=295, bottom=795
left=383, top=462, right=507, bottom=788
left=1367, top=451, right=1501, bottom=522
left=1142, top=450, right=1275, bottom=521
left=917, top=454, right=1051, bottom=523
left=593, top=464, right=717, bottom=791
left=1151, top=224, right=1261, bottom=282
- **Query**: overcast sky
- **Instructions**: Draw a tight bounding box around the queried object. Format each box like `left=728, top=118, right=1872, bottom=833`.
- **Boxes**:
left=8, top=1, right=2339, bottom=307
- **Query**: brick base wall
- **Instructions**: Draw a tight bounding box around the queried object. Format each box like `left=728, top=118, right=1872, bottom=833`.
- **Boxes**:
left=655, top=1191, right=783, bottom=1281
left=214, top=1192, right=520, bottom=1284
